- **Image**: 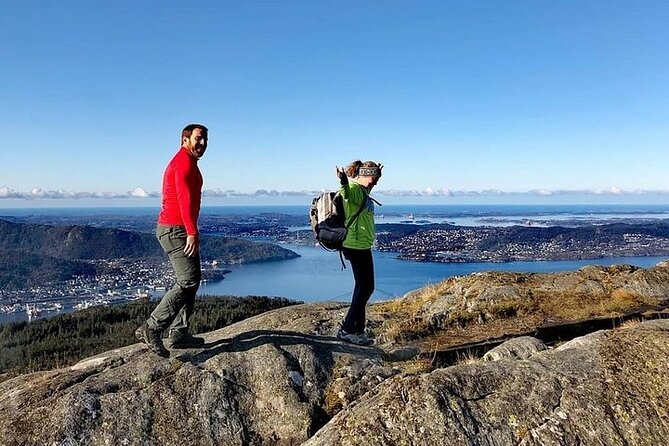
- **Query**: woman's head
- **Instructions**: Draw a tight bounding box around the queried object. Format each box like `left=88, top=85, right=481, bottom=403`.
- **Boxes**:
left=345, top=160, right=383, bottom=188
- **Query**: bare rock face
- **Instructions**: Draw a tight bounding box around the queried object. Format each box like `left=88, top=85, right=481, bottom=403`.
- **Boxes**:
left=305, top=319, right=669, bottom=446
left=0, top=303, right=392, bottom=446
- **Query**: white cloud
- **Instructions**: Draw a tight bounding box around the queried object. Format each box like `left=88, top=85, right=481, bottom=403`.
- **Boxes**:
left=3, top=186, right=669, bottom=200
left=0, top=187, right=21, bottom=198
left=532, top=189, right=554, bottom=196
left=129, top=187, right=154, bottom=198
left=0, top=187, right=160, bottom=200
left=422, top=187, right=453, bottom=197
left=203, top=188, right=321, bottom=198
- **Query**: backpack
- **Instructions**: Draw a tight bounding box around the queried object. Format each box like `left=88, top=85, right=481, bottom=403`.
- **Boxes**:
left=309, top=191, right=368, bottom=251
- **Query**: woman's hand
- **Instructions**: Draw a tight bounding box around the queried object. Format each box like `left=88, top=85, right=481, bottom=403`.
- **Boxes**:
left=335, top=166, right=348, bottom=185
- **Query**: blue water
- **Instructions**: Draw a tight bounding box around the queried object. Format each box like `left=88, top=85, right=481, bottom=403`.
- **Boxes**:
left=199, top=243, right=668, bottom=302
left=3, top=203, right=669, bottom=218
left=4, top=204, right=669, bottom=229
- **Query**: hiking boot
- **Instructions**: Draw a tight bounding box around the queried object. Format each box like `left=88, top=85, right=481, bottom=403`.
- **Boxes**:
left=135, top=323, right=170, bottom=358
left=356, top=332, right=374, bottom=346
left=166, top=330, right=205, bottom=349
left=337, top=329, right=373, bottom=346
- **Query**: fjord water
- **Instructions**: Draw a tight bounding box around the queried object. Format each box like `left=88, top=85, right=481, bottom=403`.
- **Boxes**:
left=4, top=203, right=669, bottom=224
left=199, top=243, right=668, bottom=302
left=193, top=203, right=669, bottom=300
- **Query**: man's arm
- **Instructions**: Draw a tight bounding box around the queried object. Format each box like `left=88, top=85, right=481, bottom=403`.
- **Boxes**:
left=175, top=160, right=200, bottom=257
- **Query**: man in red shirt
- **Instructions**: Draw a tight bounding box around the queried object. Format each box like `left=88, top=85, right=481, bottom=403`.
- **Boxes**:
left=136, top=124, right=208, bottom=357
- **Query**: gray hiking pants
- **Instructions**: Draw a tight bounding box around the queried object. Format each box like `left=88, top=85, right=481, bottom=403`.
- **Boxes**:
left=148, top=225, right=201, bottom=334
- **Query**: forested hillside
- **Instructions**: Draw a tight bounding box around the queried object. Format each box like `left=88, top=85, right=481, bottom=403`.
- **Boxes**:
left=0, top=295, right=298, bottom=378
left=0, top=219, right=299, bottom=288
left=0, top=249, right=99, bottom=288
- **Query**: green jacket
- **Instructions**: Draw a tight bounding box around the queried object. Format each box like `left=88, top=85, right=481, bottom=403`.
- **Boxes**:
left=339, top=181, right=375, bottom=249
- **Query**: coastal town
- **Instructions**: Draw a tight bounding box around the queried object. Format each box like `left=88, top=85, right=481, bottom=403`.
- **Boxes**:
left=0, top=257, right=227, bottom=320
left=375, top=225, right=669, bottom=262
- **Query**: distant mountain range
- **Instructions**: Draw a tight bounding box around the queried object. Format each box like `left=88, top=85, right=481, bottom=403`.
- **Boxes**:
left=0, top=219, right=160, bottom=260
left=0, top=219, right=298, bottom=289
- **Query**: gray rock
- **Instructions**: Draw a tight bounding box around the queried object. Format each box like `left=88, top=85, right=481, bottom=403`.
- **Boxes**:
left=656, top=258, right=669, bottom=268
left=2, top=270, right=669, bottom=445
left=482, top=336, right=547, bottom=361
left=305, top=319, right=669, bottom=446
left=383, top=346, right=422, bottom=362
left=0, top=303, right=387, bottom=446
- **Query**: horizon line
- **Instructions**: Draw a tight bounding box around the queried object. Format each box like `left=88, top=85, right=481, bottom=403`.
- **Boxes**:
left=3, top=186, right=669, bottom=201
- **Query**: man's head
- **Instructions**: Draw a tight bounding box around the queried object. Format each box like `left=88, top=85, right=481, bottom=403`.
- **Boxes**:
left=181, top=124, right=208, bottom=159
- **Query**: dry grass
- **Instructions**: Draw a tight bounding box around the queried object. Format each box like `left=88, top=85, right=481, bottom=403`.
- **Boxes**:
left=323, top=381, right=345, bottom=415
left=380, top=295, right=536, bottom=344
left=375, top=280, right=452, bottom=316
left=455, top=350, right=480, bottom=366
left=373, top=280, right=454, bottom=344
left=396, top=358, right=434, bottom=375
left=322, top=360, right=349, bottom=415
left=618, top=318, right=643, bottom=330
left=482, top=298, right=535, bottom=320
left=535, top=288, right=658, bottom=321
left=372, top=270, right=663, bottom=351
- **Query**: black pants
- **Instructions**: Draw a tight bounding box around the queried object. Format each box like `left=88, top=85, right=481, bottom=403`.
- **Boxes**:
left=341, top=247, right=375, bottom=334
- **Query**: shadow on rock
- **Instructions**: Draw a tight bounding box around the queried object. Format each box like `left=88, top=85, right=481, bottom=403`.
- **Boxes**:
left=176, top=329, right=381, bottom=363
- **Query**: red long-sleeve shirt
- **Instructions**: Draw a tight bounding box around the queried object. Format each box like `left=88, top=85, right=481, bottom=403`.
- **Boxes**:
left=157, top=147, right=203, bottom=235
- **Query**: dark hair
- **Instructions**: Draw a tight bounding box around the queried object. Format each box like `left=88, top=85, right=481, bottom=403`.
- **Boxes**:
left=181, top=124, right=208, bottom=143
left=345, top=160, right=381, bottom=178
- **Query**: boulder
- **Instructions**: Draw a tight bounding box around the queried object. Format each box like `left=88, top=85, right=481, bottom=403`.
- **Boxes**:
left=482, top=336, right=547, bottom=361
left=379, top=265, right=669, bottom=344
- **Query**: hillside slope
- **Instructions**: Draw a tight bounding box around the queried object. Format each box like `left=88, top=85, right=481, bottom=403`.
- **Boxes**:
left=0, top=219, right=299, bottom=288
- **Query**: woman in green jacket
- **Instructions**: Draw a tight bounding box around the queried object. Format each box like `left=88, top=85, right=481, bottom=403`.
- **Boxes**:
left=335, top=160, right=383, bottom=346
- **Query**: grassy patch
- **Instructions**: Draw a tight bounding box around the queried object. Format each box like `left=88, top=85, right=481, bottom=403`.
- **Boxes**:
left=534, top=288, right=658, bottom=321
left=396, top=358, right=434, bottom=375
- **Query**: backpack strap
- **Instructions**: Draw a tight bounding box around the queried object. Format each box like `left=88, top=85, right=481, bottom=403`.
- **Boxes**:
left=344, top=189, right=369, bottom=230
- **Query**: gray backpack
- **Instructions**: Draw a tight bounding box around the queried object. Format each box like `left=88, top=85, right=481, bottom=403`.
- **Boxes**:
left=309, top=191, right=367, bottom=251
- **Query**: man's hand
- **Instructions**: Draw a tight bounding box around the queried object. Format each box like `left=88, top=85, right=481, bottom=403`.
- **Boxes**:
left=184, top=235, right=199, bottom=257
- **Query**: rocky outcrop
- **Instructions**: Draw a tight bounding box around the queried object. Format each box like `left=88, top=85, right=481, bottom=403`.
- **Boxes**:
left=0, top=303, right=381, bottom=445
left=0, top=303, right=413, bottom=446
left=306, top=319, right=669, bottom=446
left=1, top=265, right=669, bottom=445
left=376, top=264, right=669, bottom=346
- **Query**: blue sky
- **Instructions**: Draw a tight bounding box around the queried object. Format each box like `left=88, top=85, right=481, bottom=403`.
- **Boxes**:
left=1, top=1, right=668, bottom=206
